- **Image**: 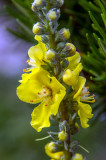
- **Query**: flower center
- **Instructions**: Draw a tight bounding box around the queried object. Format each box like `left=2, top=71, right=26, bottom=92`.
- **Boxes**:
left=80, top=86, right=95, bottom=103
left=27, top=59, right=37, bottom=67
left=37, top=86, right=52, bottom=99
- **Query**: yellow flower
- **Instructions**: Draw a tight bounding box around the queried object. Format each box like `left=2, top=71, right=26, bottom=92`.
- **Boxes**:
left=17, top=68, right=66, bottom=132
left=72, top=153, right=83, bottom=160
left=73, top=76, right=94, bottom=128
left=27, top=35, right=47, bottom=67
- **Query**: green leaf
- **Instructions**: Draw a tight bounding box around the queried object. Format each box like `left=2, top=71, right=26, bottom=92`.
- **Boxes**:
left=16, top=19, right=33, bottom=36
left=89, top=11, right=106, bottom=41
left=11, top=0, right=32, bottom=19
left=86, top=33, right=100, bottom=59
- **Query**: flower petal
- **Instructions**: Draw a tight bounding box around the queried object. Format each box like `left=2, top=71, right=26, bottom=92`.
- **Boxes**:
left=66, top=52, right=81, bottom=70
left=17, top=68, right=50, bottom=104
left=28, top=36, right=47, bottom=66
left=51, top=89, right=66, bottom=115
left=78, top=102, right=93, bottom=128
left=50, top=77, right=66, bottom=94
left=31, top=101, right=52, bottom=132
left=73, top=76, right=86, bottom=99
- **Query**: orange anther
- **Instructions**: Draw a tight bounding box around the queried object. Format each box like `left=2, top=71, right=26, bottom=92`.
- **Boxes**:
left=43, top=91, right=46, bottom=94
left=45, top=104, right=48, bottom=106
left=27, top=60, right=30, bottom=64
left=38, top=92, right=41, bottom=95
left=86, top=86, right=89, bottom=89
left=23, top=69, right=27, bottom=72
left=30, top=100, right=34, bottom=102
left=87, top=91, right=90, bottom=94
left=92, top=99, right=95, bottom=103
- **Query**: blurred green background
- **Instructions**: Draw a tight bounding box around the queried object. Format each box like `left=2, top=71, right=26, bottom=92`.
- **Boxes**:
left=0, top=0, right=106, bottom=160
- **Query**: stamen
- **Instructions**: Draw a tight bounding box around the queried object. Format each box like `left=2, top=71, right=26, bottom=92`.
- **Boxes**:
left=80, top=86, right=95, bottom=103
left=86, top=91, right=90, bottom=94
left=86, top=86, right=89, bottom=89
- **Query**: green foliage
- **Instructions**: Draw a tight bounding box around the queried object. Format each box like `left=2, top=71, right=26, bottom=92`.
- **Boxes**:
left=80, top=0, right=106, bottom=123
left=4, top=0, right=36, bottom=43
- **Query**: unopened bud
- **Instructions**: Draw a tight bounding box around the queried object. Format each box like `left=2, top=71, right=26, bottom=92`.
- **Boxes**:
left=72, top=153, right=83, bottom=160
left=65, top=43, right=76, bottom=54
left=47, top=10, right=57, bottom=20
left=46, top=142, right=56, bottom=153
left=46, top=49, right=55, bottom=60
left=57, top=42, right=65, bottom=50
left=32, top=22, right=42, bottom=34
left=47, top=9, right=60, bottom=21
left=57, top=0, right=64, bottom=7
left=60, top=28, right=70, bottom=40
left=58, top=131, right=67, bottom=141
left=32, top=0, right=43, bottom=9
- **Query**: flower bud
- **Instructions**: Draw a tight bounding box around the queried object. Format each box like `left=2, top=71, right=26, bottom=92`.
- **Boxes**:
left=60, top=28, right=70, bottom=40
left=72, top=153, right=83, bottom=160
left=58, top=131, right=67, bottom=141
left=47, top=142, right=56, bottom=153
left=47, top=9, right=60, bottom=21
left=63, top=69, right=77, bottom=86
left=57, top=0, right=64, bottom=7
left=32, top=22, right=42, bottom=35
left=46, top=49, right=55, bottom=60
left=47, top=10, right=57, bottom=20
left=32, top=0, right=43, bottom=9
left=57, top=42, right=65, bottom=50
left=65, top=43, right=76, bottom=54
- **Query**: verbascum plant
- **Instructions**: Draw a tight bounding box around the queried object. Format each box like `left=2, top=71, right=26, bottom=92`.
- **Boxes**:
left=17, top=0, right=95, bottom=159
